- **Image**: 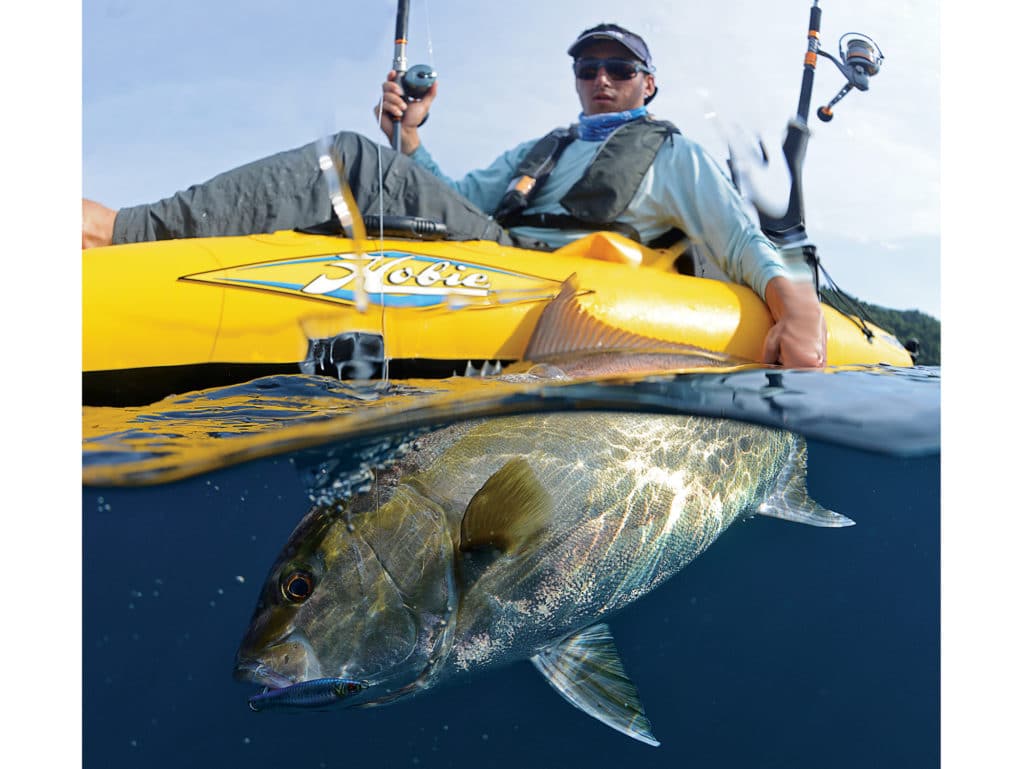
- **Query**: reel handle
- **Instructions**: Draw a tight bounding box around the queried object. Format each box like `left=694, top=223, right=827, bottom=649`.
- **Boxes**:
left=816, top=82, right=853, bottom=122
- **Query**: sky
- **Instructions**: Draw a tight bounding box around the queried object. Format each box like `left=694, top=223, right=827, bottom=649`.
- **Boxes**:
left=6, top=1, right=1024, bottom=766
left=81, top=0, right=940, bottom=317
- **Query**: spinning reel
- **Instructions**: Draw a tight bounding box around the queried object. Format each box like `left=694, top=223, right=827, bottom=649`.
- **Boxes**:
left=815, top=32, right=884, bottom=122
left=400, top=63, right=438, bottom=100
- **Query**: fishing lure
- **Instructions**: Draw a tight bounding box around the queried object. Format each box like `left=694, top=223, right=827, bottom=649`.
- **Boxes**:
left=248, top=677, right=369, bottom=712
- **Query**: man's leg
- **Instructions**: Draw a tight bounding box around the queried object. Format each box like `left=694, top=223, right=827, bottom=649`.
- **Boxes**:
left=105, top=132, right=509, bottom=246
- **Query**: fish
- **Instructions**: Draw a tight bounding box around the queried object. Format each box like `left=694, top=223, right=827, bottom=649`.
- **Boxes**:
left=234, top=275, right=848, bottom=745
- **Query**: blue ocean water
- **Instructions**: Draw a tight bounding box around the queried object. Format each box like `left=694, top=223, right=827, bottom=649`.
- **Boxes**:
left=82, top=367, right=939, bottom=768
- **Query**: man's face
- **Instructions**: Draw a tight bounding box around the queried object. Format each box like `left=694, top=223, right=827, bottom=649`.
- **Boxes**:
left=573, top=40, right=656, bottom=116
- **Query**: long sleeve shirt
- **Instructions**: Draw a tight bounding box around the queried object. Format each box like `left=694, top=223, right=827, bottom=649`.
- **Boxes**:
left=410, top=130, right=811, bottom=300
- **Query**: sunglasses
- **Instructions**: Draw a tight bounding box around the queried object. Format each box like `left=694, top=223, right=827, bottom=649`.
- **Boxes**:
left=573, top=57, right=651, bottom=81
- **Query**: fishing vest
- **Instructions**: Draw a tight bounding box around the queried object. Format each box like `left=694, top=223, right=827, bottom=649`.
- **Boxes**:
left=494, top=116, right=682, bottom=246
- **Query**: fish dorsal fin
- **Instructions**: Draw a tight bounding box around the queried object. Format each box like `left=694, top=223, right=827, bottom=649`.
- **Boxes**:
left=757, top=438, right=855, bottom=527
left=531, top=623, right=660, bottom=747
left=459, top=458, right=551, bottom=553
left=523, top=274, right=714, bottom=362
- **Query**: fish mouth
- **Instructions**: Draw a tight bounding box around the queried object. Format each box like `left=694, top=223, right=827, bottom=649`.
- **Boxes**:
left=234, top=628, right=325, bottom=689
left=234, top=660, right=295, bottom=690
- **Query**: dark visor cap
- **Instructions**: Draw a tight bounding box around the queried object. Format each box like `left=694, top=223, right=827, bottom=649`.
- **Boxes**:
left=567, top=23, right=655, bottom=72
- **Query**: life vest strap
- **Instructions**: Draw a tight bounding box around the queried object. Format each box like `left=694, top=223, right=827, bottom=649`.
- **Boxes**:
left=493, top=128, right=576, bottom=225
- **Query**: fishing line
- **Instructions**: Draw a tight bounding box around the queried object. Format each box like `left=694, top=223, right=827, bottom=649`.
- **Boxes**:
left=374, top=0, right=438, bottom=383
left=421, top=0, right=435, bottom=67
left=375, top=100, right=388, bottom=380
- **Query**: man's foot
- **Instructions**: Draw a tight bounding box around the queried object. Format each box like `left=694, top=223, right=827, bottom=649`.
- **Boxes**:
left=82, top=199, right=117, bottom=249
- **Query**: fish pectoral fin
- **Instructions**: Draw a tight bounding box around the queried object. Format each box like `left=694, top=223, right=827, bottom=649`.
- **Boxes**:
left=459, top=457, right=552, bottom=554
left=757, top=438, right=855, bottom=527
left=530, top=623, right=660, bottom=747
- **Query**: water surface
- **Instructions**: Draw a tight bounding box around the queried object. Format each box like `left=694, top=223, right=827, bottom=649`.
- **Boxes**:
left=83, top=366, right=939, bottom=768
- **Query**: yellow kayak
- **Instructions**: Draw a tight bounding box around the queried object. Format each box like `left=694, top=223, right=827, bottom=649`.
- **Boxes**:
left=82, top=229, right=912, bottom=402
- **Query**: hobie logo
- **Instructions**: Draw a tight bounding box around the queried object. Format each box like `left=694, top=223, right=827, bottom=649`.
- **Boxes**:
left=302, top=254, right=491, bottom=299
left=184, top=251, right=560, bottom=309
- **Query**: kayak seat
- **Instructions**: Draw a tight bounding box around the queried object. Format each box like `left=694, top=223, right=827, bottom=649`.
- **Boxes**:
left=552, top=231, right=688, bottom=272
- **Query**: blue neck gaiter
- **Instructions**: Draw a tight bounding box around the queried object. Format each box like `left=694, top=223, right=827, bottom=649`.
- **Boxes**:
left=576, top=106, right=648, bottom=141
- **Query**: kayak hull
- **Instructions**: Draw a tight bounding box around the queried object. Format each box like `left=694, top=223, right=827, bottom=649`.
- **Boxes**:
left=83, top=230, right=912, bottom=400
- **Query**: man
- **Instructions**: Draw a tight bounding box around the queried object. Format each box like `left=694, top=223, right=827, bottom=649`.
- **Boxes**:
left=82, top=23, right=826, bottom=368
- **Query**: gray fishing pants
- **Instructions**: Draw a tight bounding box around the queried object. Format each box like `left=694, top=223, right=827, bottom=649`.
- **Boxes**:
left=112, top=131, right=514, bottom=246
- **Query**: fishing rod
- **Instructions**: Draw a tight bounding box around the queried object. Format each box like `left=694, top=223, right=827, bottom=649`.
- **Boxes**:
left=307, top=0, right=448, bottom=244
left=390, top=0, right=438, bottom=153
left=755, top=0, right=885, bottom=246
left=740, top=1, right=889, bottom=349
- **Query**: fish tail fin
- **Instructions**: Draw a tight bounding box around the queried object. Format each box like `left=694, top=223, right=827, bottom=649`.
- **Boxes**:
left=756, top=438, right=855, bottom=527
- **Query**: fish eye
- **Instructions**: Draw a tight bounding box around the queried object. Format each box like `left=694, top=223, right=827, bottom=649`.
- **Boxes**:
left=280, top=570, right=315, bottom=603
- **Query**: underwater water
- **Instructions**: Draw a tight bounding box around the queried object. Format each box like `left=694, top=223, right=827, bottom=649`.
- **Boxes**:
left=82, top=366, right=939, bottom=768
